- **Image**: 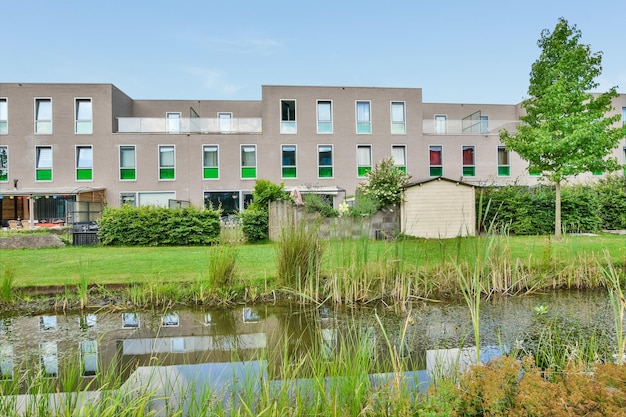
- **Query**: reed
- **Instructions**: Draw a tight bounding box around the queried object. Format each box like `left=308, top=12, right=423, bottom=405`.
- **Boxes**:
left=276, top=219, right=324, bottom=288
left=0, top=263, right=15, bottom=303
left=599, top=251, right=626, bottom=364
left=207, top=243, right=239, bottom=289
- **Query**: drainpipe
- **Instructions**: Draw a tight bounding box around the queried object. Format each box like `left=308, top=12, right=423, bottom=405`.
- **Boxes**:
left=29, top=194, right=34, bottom=229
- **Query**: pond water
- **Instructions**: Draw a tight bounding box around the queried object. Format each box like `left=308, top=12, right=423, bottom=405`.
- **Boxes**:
left=0, top=290, right=615, bottom=412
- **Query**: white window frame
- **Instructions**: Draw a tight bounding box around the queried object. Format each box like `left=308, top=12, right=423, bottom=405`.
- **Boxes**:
left=218, top=112, right=232, bottom=132
left=391, top=145, right=407, bottom=172
left=391, top=101, right=406, bottom=134
left=429, top=144, right=443, bottom=176
left=357, top=144, right=372, bottom=177
left=203, top=144, right=219, bottom=179
left=317, top=100, right=333, bottom=134
left=0, top=145, right=7, bottom=182
left=158, top=145, right=176, bottom=180
left=166, top=112, right=181, bottom=133
left=497, top=146, right=510, bottom=177
left=35, top=98, right=52, bottom=134
left=462, top=145, right=476, bottom=177
left=35, top=146, right=53, bottom=181
left=119, top=145, right=137, bottom=181
left=434, top=114, right=447, bottom=134
left=241, top=144, right=257, bottom=179
left=76, top=145, right=94, bottom=181
left=0, top=98, right=7, bottom=135
left=356, top=101, right=372, bottom=134
left=281, top=144, right=297, bottom=179
left=318, top=144, right=333, bottom=179
left=120, top=192, right=137, bottom=207
left=75, top=97, right=93, bottom=134
left=280, top=99, right=297, bottom=134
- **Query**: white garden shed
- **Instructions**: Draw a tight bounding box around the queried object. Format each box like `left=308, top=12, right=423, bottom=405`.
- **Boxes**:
left=401, top=177, right=476, bottom=238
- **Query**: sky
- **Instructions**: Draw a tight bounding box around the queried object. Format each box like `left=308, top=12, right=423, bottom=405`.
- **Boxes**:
left=3, top=0, right=625, bottom=104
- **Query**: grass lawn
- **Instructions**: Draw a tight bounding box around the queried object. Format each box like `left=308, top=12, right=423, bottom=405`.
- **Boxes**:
left=1, top=232, right=624, bottom=289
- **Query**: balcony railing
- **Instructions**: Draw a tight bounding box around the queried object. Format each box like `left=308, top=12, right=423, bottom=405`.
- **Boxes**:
left=423, top=119, right=519, bottom=135
left=117, top=117, right=262, bottom=134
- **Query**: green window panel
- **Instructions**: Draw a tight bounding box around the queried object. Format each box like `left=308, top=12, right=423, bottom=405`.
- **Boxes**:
left=391, top=123, right=406, bottom=134
left=357, top=166, right=371, bottom=177
left=462, top=166, right=475, bottom=176
left=241, top=167, right=256, bottom=179
left=497, top=166, right=510, bottom=176
left=203, top=167, right=219, bottom=179
left=160, top=168, right=175, bottom=179
left=430, top=167, right=443, bottom=177
left=282, top=167, right=297, bottom=178
left=76, top=168, right=92, bottom=181
left=396, top=166, right=407, bottom=174
left=120, top=168, right=136, bottom=180
left=0, top=122, right=6, bottom=135
left=319, top=167, right=333, bottom=178
left=592, top=170, right=603, bottom=176
left=529, top=169, right=541, bottom=177
left=0, top=171, right=7, bottom=182
left=37, top=169, right=52, bottom=181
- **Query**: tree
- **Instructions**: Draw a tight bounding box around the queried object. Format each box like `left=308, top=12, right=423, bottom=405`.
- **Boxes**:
left=357, top=157, right=412, bottom=211
left=500, top=18, right=626, bottom=240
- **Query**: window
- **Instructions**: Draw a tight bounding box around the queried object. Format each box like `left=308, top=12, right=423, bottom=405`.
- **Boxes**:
left=75, top=98, right=93, bottom=134
left=624, top=147, right=626, bottom=175
left=0, top=98, right=7, bottom=134
left=357, top=145, right=372, bottom=177
left=218, top=112, right=232, bottom=132
left=203, top=145, right=219, bottom=179
left=434, top=115, right=447, bottom=134
left=162, top=312, right=179, bottom=327
left=317, top=100, right=332, bottom=133
left=281, top=145, right=297, bottom=178
left=392, top=145, right=407, bottom=174
left=391, top=102, right=406, bottom=134
left=429, top=145, right=443, bottom=176
left=40, top=342, right=58, bottom=378
left=280, top=100, right=296, bottom=133
left=120, top=193, right=137, bottom=207
left=76, top=146, right=93, bottom=181
left=241, top=145, right=257, bottom=179
left=159, top=146, right=175, bottom=180
left=622, top=107, right=626, bottom=125
left=122, top=312, right=140, bottom=328
left=35, top=98, right=52, bottom=134
left=120, top=146, right=136, bottom=180
left=529, top=167, right=541, bottom=177
left=167, top=112, right=181, bottom=133
left=0, top=344, right=13, bottom=380
left=318, top=145, right=333, bottom=178
left=0, top=146, right=7, bottom=182
left=81, top=341, right=98, bottom=377
left=497, top=146, right=510, bottom=176
left=40, top=316, right=57, bottom=330
left=462, top=146, right=475, bottom=176
left=356, top=101, right=371, bottom=134
left=480, top=115, right=489, bottom=133
left=36, top=146, right=53, bottom=181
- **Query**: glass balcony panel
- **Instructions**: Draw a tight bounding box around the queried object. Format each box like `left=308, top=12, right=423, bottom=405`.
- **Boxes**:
left=423, top=120, right=519, bottom=135
left=117, top=117, right=262, bottom=133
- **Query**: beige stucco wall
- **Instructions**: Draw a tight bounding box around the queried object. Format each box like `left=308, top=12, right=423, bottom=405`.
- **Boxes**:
left=401, top=179, right=476, bottom=238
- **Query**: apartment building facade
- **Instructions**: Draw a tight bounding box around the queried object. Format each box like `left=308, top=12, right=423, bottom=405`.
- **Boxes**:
left=1, top=83, right=625, bottom=225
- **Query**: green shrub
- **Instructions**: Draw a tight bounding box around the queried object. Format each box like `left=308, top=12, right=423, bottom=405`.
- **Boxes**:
left=303, top=193, right=338, bottom=218
left=98, top=205, right=221, bottom=246
left=596, top=174, right=626, bottom=229
left=357, top=157, right=411, bottom=210
left=239, top=206, right=269, bottom=243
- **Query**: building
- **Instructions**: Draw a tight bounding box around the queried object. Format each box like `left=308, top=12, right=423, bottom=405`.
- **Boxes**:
left=1, top=83, right=625, bottom=226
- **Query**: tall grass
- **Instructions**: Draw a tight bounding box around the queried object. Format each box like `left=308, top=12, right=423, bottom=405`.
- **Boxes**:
left=599, top=251, right=626, bottom=364
left=276, top=219, right=325, bottom=288
left=1, top=263, right=15, bottom=303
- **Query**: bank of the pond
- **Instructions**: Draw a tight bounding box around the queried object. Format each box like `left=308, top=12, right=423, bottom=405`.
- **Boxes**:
left=0, top=233, right=625, bottom=313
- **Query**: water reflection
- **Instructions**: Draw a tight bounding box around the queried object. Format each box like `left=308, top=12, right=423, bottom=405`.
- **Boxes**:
left=0, top=290, right=613, bottom=396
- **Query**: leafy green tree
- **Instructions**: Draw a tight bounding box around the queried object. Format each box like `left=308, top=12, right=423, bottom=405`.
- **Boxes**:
left=357, top=157, right=412, bottom=210
left=500, top=18, right=626, bottom=240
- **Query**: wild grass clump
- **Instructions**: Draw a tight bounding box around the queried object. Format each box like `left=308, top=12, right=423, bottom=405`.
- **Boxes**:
left=1, top=263, right=16, bottom=303
left=276, top=220, right=325, bottom=288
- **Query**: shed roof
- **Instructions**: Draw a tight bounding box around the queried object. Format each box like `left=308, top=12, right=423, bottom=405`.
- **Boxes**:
left=403, top=176, right=477, bottom=189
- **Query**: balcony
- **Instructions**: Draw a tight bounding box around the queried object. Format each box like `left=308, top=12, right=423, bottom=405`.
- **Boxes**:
left=116, top=117, right=262, bottom=134
left=422, top=119, right=519, bottom=135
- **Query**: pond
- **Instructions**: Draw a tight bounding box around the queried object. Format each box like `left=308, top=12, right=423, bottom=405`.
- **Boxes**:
left=0, top=290, right=615, bottom=414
